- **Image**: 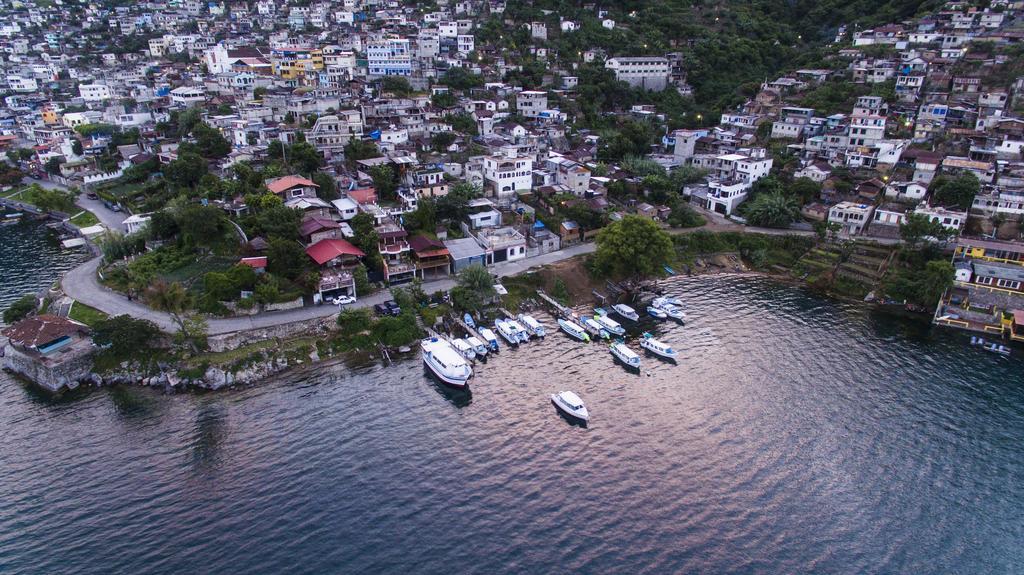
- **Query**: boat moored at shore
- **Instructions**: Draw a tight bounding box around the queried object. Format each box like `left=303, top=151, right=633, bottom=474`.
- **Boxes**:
left=421, top=337, right=473, bottom=388
left=518, top=314, right=546, bottom=338
left=495, top=319, right=520, bottom=345
left=478, top=328, right=499, bottom=352
left=652, top=298, right=685, bottom=321
left=612, top=304, right=640, bottom=322
left=466, top=336, right=489, bottom=357
left=610, top=342, right=641, bottom=370
left=594, top=313, right=625, bottom=336
left=505, top=319, right=530, bottom=342
left=640, top=333, right=677, bottom=361
left=647, top=306, right=667, bottom=320
left=452, top=338, right=476, bottom=360
left=558, top=318, right=591, bottom=342
left=582, top=316, right=610, bottom=340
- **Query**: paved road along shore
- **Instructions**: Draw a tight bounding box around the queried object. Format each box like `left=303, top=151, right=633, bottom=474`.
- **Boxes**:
left=63, top=243, right=598, bottom=335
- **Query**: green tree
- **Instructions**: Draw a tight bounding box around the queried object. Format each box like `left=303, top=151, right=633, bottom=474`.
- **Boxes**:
left=176, top=204, right=225, bottom=246
left=404, top=198, right=437, bottom=233
left=26, top=184, right=77, bottom=213
left=593, top=215, right=674, bottom=280
left=71, top=139, right=84, bottom=156
left=267, top=238, right=308, bottom=280
left=929, top=173, right=979, bottom=211
left=92, top=315, right=161, bottom=358
left=900, top=213, right=953, bottom=249
left=312, top=171, right=339, bottom=201
left=287, top=141, right=323, bottom=175
left=883, top=260, right=954, bottom=307
left=789, top=177, right=821, bottom=205
left=343, top=139, right=381, bottom=165
left=744, top=193, right=800, bottom=228
left=353, top=264, right=372, bottom=296
left=381, top=76, right=413, bottom=96
left=144, top=281, right=204, bottom=352
left=436, top=182, right=481, bottom=221
left=162, top=152, right=208, bottom=189
left=192, top=122, right=231, bottom=159
left=3, top=294, right=37, bottom=323
left=431, top=131, right=456, bottom=153
left=451, top=264, right=495, bottom=312
left=369, top=164, right=398, bottom=202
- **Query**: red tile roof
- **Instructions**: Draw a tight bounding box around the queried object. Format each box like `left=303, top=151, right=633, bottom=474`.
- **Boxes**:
left=239, top=256, right=267, bottom=269
left=347, top=187, right=377, bottom=204
left=266, top=175, right=318, bottom=195
left=1, top=314, right=87, bottom=347
left=305, top=238, right=365, bottom=265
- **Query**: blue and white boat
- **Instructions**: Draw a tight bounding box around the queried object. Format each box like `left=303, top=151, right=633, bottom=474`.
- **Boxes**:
left=495, top=319, right=520, bottom=345
left=612, top=303, right=640, bottom=322
left=558, top=318, right=591, bottom=342
left=582, top=316, right=610, bottom=340
left=652, top=297, right=685, bottom=321
left=466, top=336, right=489, bottom=357
left=478, top=327, right=499, bottom=352
left=463, top=313, right=475, bottom=329
left=640, top=332, right=677, bottom=361
left=518, top=314, right=546, bottom=338
left=647, top=306, right=667, bottom=320
left=505, top=319, right=530, bottom=343
left=610, top=342, right=641, bottom=370
left=421, top=337, right=473, bottom=388
left=451, top=338, right=476, bottom=360
left=594, top=313, right=625, bottom=336
left=659, top=295, right=683, bottom=307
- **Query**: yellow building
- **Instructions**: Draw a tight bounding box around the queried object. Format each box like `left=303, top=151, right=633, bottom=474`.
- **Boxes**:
left=272, top=48, right=324, bottom=80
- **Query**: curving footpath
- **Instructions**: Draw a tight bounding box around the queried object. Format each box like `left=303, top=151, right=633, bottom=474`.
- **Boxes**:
left=62, top=243, right=598, bottom=336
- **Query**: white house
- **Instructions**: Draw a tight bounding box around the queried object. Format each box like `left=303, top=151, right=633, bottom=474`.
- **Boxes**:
left=913, top=205, right=966, bottom=234
left=79, top=83, right=113, bottom=101
left=170, top=86, right=206, bottom=107
left=884, top=180, right=928, bottom=202
left=828, top=201, right=875, bottom=235
left=483, top=153, right=533, bottom=199
left=515, top=90, right=547, bottom=118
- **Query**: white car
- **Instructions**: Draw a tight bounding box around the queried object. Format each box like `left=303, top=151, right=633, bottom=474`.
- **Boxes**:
left=332, top=295, right=356, bottom=306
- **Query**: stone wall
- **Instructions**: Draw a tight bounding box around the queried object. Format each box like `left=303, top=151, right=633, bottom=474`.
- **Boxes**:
left=264, top=297, right=305, bottom=312
left=2, top=344, right=94, bottom=392
left=206, top=315, right=336, bottom=352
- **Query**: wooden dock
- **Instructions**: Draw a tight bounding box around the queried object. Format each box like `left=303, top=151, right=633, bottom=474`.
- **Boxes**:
left=451, top=314, right=484, bottom=341
left=535, top=290, right=574, bottom=319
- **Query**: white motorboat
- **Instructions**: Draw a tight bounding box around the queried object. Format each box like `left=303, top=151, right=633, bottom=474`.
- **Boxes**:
left=659, top=295, right=683, bottom=307
left=609, top=342, right=641, bottom=370
left=652, top=298, right=686, bottom=321
left=466, top=336, right=489, bottom=357
left=451, top=338, right=476, bottom=360
left=595, top=314, right=625, bottom=336
left=647, top=306, right=667, bottom=320
left=551, top=391, right=590, bottom=422
left=612, top=303, right=640, bottom=321
left=558, top=318, right=591, bottom=342
left=972, top=336, right=1011, bottom=355
left=495, top=319, right=520, bottom=345
left=421, top=337, right=473, bottom=388
left=582, top=316, right=610, bottom=340
left=505, top=319, right=530, bottom=342
left=478, top=327, right=500, bottom=352
left=640, top=332, right=677, bottom=360
left=518, top=314, right=546, bottom=338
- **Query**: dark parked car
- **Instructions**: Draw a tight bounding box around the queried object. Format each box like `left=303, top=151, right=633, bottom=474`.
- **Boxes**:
left=384, top=300, right=402, bottom=316
left=86, top=192, right=98, bottom=200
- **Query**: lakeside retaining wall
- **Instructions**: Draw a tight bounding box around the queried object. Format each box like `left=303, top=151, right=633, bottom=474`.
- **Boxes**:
left=207, top=315, right=336, bottom=352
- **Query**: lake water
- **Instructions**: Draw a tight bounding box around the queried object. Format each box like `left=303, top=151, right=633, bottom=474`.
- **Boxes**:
left=0, top=218, right=89, bottom=311
left=1, top=274, right=1022, bottom=574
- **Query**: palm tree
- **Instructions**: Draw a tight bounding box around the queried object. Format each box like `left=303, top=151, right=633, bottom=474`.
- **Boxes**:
left=145, top=281, right=201, bottom=352
left=745, top=193, right=800, bottom=229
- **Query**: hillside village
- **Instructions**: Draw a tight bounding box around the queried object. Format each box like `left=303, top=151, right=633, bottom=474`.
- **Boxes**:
left=2, top=0, right=1024, bottom=380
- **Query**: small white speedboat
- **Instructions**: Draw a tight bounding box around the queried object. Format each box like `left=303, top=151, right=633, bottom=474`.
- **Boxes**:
left=518, top=314, right=546, bottom=338
left=495, top=319, right=520, bottom=345
left=421, top=337, right=473, bottom=388
left=594, top=314, right=625, bottom=336
left=610, top=342, right=641, bottom=370
left=647, top=306, right=667, bottom=320
left=451, top=338, right=476, bottom=360
left=505, top=319, right=530, bottom=343
left=467, top=336, right=489, bottom=357
left=478, top=328, right=499, bottom=352
left=652, top=298, right=686, bottom=321
left=558, top=318, right=591, bottom=342
left=640, top=332, right=677, bottom=360
left=551, top=390, right=590, bottom=422
left=612, top=303, right=640, bottom=321
left=582, top=316, right=610, bottom=340
left=659, top=296, right=683, bottom=307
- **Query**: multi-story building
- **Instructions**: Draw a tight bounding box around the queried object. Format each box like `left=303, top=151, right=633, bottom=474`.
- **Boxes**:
left=483, top=153, right=533, bottom=199
left=79, top=83, right=113, bottom=101
left=604, top=57, right=670, bottom=91
left=306, top=111, right=363, bottom=159
left=515, top=90, right=547, bottom=118
left=367, top=38, right=412, bottom=77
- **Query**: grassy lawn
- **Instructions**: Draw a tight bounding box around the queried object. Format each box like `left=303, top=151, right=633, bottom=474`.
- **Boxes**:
left=160, top=255, right=239, bottom=288
left=68, top=301, right=108, bottom=326
left=69, top=210, right=100, bottom=227
left=1, top=186, right=26, bottom=199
